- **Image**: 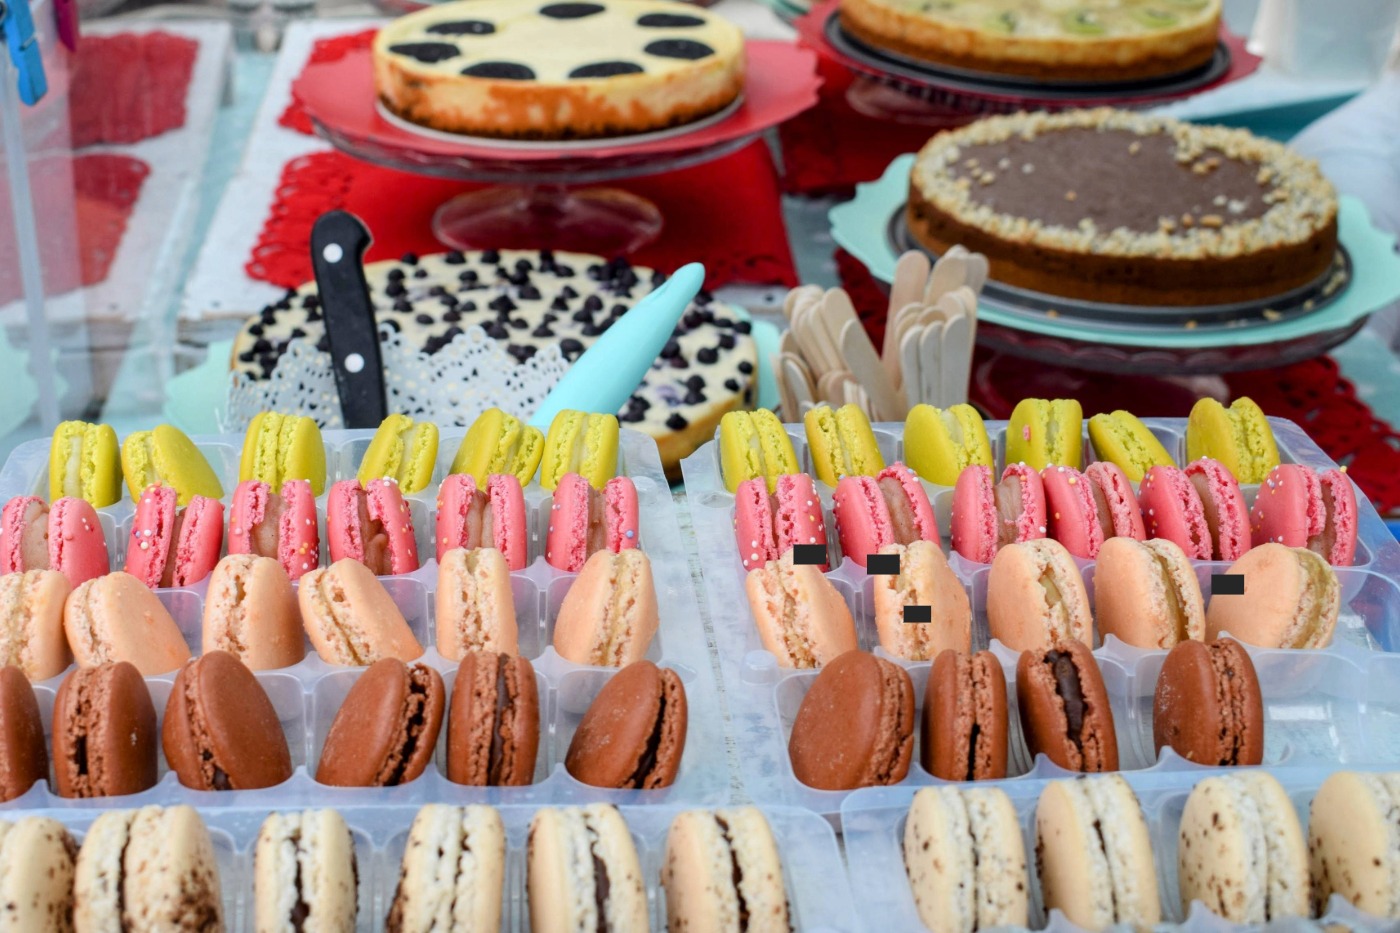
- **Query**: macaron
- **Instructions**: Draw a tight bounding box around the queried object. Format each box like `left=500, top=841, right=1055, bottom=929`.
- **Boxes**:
left=719, top=408, right=799, bottom=493
left=1205, top=542, right=1340, bottom=648
left=357, top=412, right=439, bottom=494
left=163, top=650, right=293, bottom=791
left=0, top=569, right=72, bottom=680
left=0, top=666, right=47, bottom=801
left=451, top=407, right=544, bottom=488
left=565, top=659, right=687, bottom=790
left=903, top=403, right=994, bottom=486
left=228, top=478, right=321, bottom=582
left=49, top=419, right=121, bottom=507
left=950, top=463, right=1047, bottom=564
left=871, top=540, right=971, bottom=661
left=1083, top=460, right=1146, bottom=541
left=1153, top=639, right=1263, bottom=766
left=255, top=809, right=358, bottom=933
left=1087, top=410, right=1175, bottom=481
left=545, top=473, right=639, bottom=572
left=119, top=423, right=224, bottom=505
left=921, top=649, right=1007, bottom=782
left=52, top=661, right=158, bottom=798
left=804, top=403, right=885, bottom=486
left=903, top=786, right=1027, bottom=933
left=240, top=410, right=327, bottom=495
left=986, top=538, right=1091, bottom=652
left=123, top=485, right=224, bottom=589
left=1184, top=456, right=1251, bottom=561
left=435, top=472, right=527, bottom=569
left=0, top=816, right=78, bottom=928
left=298, top=558, right=423, bottom=665
left=1093, top=537, right=1205, bottom=649
left=1138, top=465, right=1211, bottom=559
left=663, top=808, right=790, bottom=932
left=528, top=805, right=647, bottom=933
left=1, top=495, right=111, bottom=587
left=1042, top=465, right=1107, bottom=559
left=1308, top=770, right=1400, bottom=918
left=74, top=806, right=224, bottom=930
left=64, top=570, right=191, bottom=675
left=832, top=463, right=937, bottom=568
left=1036, top=775, right=1159, bottom=930
left=552, top=549, right=659, bottom=667
left=733, top=473, right=828, bottom=572
left=1186, top=396, right=1279, bottom=484
left=539, top=409, right=619, bottom=491
left=0, top=496, right=49, bottom=576
left=315, top=657, right=445, bottom=787
left=327, top=478, right=420, bottom=576
left=1005, top=398, right=1082, bottom=470
left=1177, top=772, right=1309, bottom=923
left=435, top=547, right=518, bottom=660
left=202, top=553, right=304, bottom=670
left=446, top=651, right=539, bottom=786
left=744, top=552, right=856, bottom=668
left=387, top=804, right=506, bottom=931
left=1252, top=463, right=1359, bottom=566
left=788, top=649, right=915, bottom=791
left=1016, top=639, right=1118, bottom=772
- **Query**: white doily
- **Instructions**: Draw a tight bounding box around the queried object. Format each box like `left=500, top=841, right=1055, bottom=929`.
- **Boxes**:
left=223, top=322, right=571, bottom=431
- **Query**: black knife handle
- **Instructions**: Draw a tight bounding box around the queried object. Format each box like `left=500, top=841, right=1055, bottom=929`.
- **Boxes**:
left=311, top=210, right=385, bottom=428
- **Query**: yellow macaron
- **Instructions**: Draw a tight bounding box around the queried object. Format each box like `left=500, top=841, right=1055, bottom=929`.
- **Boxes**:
left=1186, top=397, right=1279, bottom=484
left=718, top=409, right=797, bottom=493
left=540, top=409, right=619, bottom=491
left=49, top=421, right=122, bottom=507
left=1087, top=411, right=1176, bottom=482
left=1005, top=398, right=1083, bottom=470
left=239, top=412, right=327, bottom=496
left=804, top=403, right=884, bottom=487
left=358, top=414, right=439, bottom=494
left=120, top=424, right=225, bottom=506
left=450, top=407, right=544, bottom=488
left=903, top=403, right=993, bottom=486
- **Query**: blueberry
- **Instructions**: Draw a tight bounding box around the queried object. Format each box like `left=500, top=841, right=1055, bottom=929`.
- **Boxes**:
left=738, top=360, right=754, bottom=375
left=539, top=1, right=603, bottom=16
left=402, top=252, right=420, bottom=264
left=426, top=19, right=495, bottom=35
left=248, top=323, right=265, bottom=337
left=724, top=378, right=740, bottom=392
left=560, top=338, right=585, bottom=360
left=387, top=268, right=406, bottom=281
left=485, top=321, right=509, bottom=339
left=508, top=344, right=537, bottom=362
left=735, top=320, right=752, bottom=334
left=443, top=310, right=463, bottom=323
left=461, top=62, right=535, bottom=80
left=519, top=285, right=541, bottom=300
left=572, top=309, right=594, bottom=323
left=569, top=61, right=644, bottom=79
left=644, top=39, right=713, bottom=60
left=551, top=297, right=571, bottom=311
left=666, top=413, right=689, bottom=430
left=385, top=281, right=406, bottom=298
left=444, top=250, right=467, bottom=264
left=561, top=285, right=579, bottom=299
left=416, top=314, right=434, bottom=325
left=489, top=296, right=517, bottom=313
left=584, top=295, right=604, bottom=312
left=481, top=249, right=501, bottom=264
left=660, top=339, right=680, bottom=359
left=670, top=356, right=690, bottom=369
left=638, top=12, right=704, bottom=26
left=533, top=325, right=555, bottom=338
left=719, top=334, right=736, bottom=350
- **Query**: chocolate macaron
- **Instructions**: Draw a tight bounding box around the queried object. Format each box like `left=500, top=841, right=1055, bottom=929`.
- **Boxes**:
left=921, top=650, right=1008, bottom=782
left=0, top=666, right=47, bottom=801
left=565, top=659, right=688, bottom=790
left=788, top=649, right=915, bottom=791
left=447, top=651, right=540, bottom=787
left=163, top=650, right=294, bottom=791
left=1154, top=639, right=1264, bottom=766
left=1016, top=640, right=1118, bottom=772
left=53, top=661, right=158, bottom=798
left=316, top=658, right=445, bottom=787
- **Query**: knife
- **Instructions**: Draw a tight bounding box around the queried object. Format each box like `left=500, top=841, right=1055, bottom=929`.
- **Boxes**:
left=311, top=210, right=386, bottom=428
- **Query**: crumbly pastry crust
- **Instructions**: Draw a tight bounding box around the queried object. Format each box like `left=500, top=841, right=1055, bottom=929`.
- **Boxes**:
left=908, top=108, right=1339, bottom=306
left=840, top=0, right=1221, bottom=81
left=374, top=0, right=746, bottom=139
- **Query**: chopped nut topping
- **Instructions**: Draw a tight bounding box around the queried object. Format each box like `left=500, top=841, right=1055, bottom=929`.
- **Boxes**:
left=1064, top=191, right=1077, bottom=201
left=1181, top=214, right=1195, bottom=227
left=1200, top=215, right=1224, bottom=228
left=1128, top=141, right=1141, bottom=155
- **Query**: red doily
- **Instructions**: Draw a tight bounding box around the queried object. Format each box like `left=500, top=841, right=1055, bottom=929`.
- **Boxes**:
left=68, top=31, right=197, bottom=147
left=278, top=28, right=376, bottom=136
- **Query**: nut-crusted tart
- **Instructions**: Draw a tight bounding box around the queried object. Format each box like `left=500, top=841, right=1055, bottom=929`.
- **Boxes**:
left=907, top=109, right=1339, bottom=307
left=840, top=0, right=1222, bottom=81
left=373, top=0, right=745, bottom=140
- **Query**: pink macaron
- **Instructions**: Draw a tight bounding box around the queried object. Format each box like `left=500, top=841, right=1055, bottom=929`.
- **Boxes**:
left=1084, top=461, right=1146, bottom=541
left=228, top=479, right=320, bottom=582
left=950, top=463, right=1047, bottom=564
left=1184, top=457, right=1251, bottom=561
left=546, top=473, right=639, bottom=572
left=733, top=473, right=828, bottom=572
left=1251, top=464, right=1358, bottom=566
left=435, top=473, right=527, bottom=570
left=1138, top=465, right=1211, bottom=560
left=832, top=463, right=937, bottom=568
left=1, top=495, right=111, bottom=587
left=0, top=496, right=51, bottom=575
left=1044, top=463, right=1150, bottom=559
left=124, top=486, right=224, bottom=588
left=327, top=478, right=419, bottom=576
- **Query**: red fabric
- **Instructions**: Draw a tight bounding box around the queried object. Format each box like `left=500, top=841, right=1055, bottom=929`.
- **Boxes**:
left=278, top=28, right=377, bottom=135
left=68, top=32, right=197, bottom=147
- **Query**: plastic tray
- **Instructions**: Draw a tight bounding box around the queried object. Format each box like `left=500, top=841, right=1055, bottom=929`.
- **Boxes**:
left=679, top=417, right=1400, bottom=820
left=0, top=427, right=731, bottom=809
left=842, top=766, right=1398, bottom=932
left=0, top=799, right=857, bottom=932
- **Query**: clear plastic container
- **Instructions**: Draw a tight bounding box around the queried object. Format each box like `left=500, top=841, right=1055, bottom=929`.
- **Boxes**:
left=0, top=427, right=731, bottom=809
left=679, top=417, right=1400, bottom=820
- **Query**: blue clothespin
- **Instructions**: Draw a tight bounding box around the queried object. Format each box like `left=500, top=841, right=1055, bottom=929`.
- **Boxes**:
left=0, top=0, right=47, bottom=106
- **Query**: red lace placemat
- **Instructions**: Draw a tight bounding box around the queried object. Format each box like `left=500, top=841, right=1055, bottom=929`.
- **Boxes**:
left=68, top=31, right=198, bottom=147
left=278, top=28, right=376, bottom=135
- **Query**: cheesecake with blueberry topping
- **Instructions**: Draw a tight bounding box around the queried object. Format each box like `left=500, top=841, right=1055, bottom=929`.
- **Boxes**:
left=374, top=0, right=746, bottom=139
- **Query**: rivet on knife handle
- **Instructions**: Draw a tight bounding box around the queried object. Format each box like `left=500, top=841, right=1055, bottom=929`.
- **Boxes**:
left=312, top=210, right=385, bottom=428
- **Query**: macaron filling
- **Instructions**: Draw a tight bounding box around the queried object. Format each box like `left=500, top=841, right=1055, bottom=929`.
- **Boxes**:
left=1046, top=649, right=1087, bottom=756
left=878, top=476, right=923, bottom=544
left=994, top=476, right=1026, bottom=547
left=713, top=815, right=753, bottom=928
left=1149, top=549, right=1189, bottom=641
left=250, top=492, right=288, bottom=559
left=157, top=509, right=189, bottom=588
left=379, top=665, right=438, bottom=786
left=968, top=656, right=1000, bottom=782
left=349, top=492, right=393, bottom=576
left=12, top=500, right=49, bottom=570
left=1208, top=644, right=1248, bottom=766
left=1089, top=481, right=1116, bottom=541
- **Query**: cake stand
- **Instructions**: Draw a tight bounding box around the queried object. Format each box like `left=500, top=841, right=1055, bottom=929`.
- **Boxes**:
left=291, top=42, right=820, bottom=256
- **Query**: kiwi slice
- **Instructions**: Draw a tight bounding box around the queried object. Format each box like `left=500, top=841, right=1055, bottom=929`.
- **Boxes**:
left=1132, top=7, right=1180, bottom=26
left=984, top=10, right=1017, bottom=32
left=1062, top=10, right=1106, bottom=34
